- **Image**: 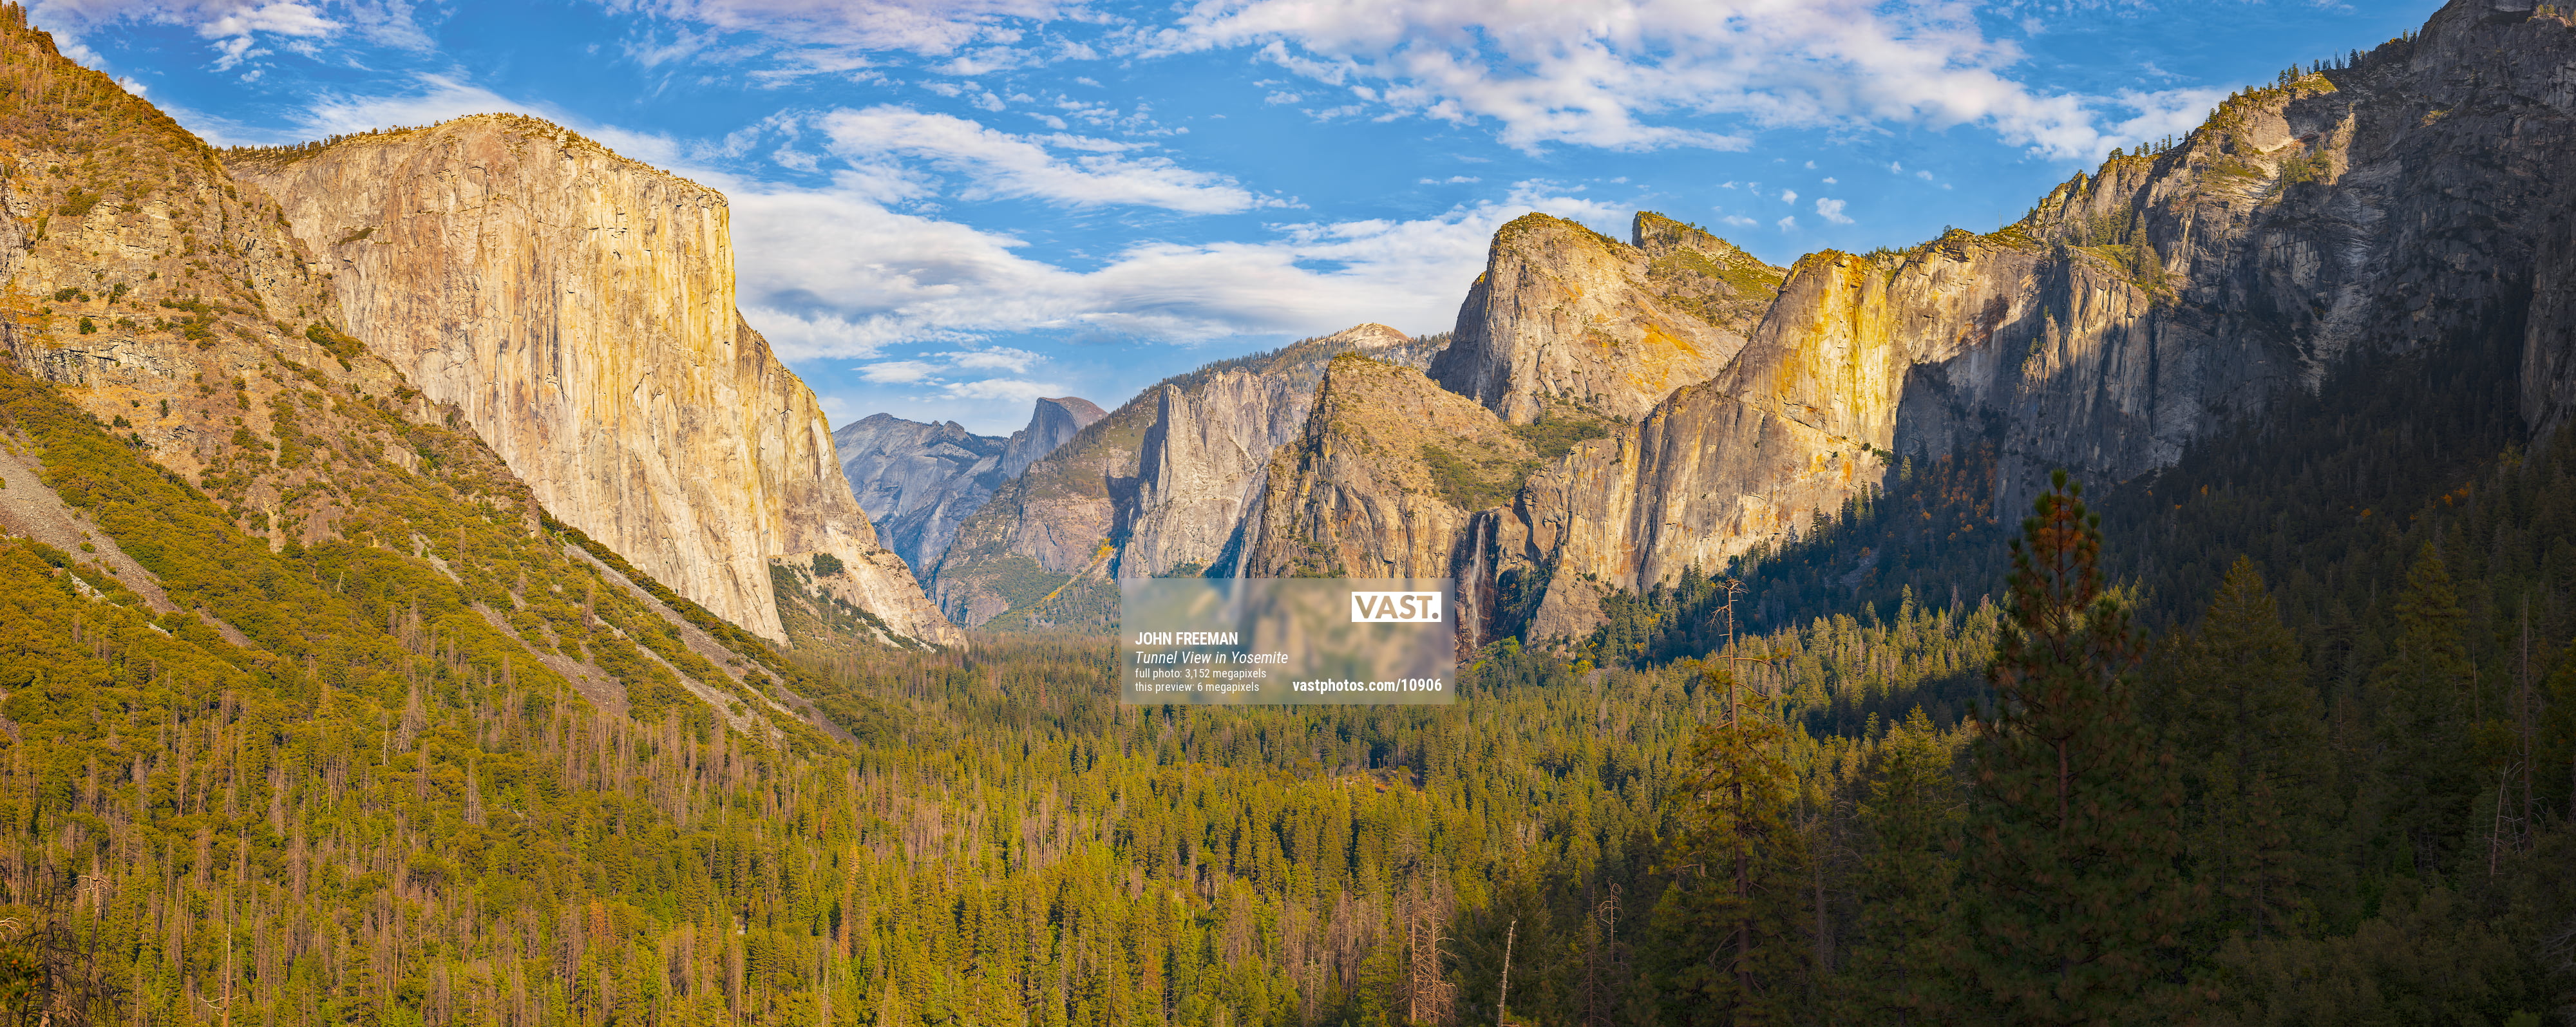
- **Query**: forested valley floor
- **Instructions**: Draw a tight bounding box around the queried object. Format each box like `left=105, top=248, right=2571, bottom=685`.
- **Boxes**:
left=3, top=319, right=2573, bottom=1025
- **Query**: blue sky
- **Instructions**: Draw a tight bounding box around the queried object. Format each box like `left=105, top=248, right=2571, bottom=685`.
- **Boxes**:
left=45, top=0, right=2438, bottom=435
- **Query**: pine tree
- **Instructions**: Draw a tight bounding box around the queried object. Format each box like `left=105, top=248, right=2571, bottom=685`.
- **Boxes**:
left=1842, top=706, right=1961, bottom=1022
left=1953, top=471, right=2189, bottom=1025
left=1653, top=663, right=1812, bottom=1026
left=2367, top=544, right=2477, bottom=874
left=2150, top=556, right=2332, bottom=939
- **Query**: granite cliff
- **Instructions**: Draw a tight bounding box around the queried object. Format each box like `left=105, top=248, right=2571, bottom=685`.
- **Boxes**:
left=1480, top=0, right=2576, bottom=643
left=929, top=324, right=1441, bottom=629
left=833, top=395, right=1103, bottom=573
left=0, top=12, right=862, bottom=744
left=1214, top=215, right=1781, bottom=647
left=229, top=116, right=956, bottom=646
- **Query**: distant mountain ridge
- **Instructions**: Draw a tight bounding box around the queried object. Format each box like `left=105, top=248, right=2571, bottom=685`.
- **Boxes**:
left=925, top=324, right=1443, bottom=629
left=832, top=396, right=1104, bottom=573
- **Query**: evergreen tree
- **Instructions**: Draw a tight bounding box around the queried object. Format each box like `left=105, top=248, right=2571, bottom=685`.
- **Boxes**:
left=1954, top=471, right=2189, bottom=1026
left=2149, top=556, right=2332, bottom=940
left=1654, top=664, right=1812, bottom=1026
left=2367, top=544, right=2477, bottom=874
left=1842, top=706, right=1962, bottom=1022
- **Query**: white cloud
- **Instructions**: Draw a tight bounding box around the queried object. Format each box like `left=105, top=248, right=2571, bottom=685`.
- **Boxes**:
left=204, top=3, right=336, bottom=37
left=607, top=0, right=1064, bottom=56
left=1419, top=174, right=1479, bottom=184
left=1780, top=189, right=1797, bottom=205
left=1719, top=214, right=1756, bottom=226
left=815, top=106, right=1278, bottom=213
left=1888, top=161, right=1903, bottom=173
left=291, top=73, right=542, bottom=136
left=1137, top=0, right=2198, bottom=159
left=149, top=71, right=543, bottom=146
left=1777, top=215, right=1797, bottom=231
left=1264, top=91, right=1302, bottom=104
left=714, top=166, right=1618, bottom=358
left=858, top=360, right=941, bottom=382
left=1815, top=197, right=1851, bottom=224
left=941, top=346, right=1041, bottom=372
left=939, top=377, right=1061, bottom=402
left=2096, top=86, right=2229, bottom=151
left=1821, top=176, right=1836, bottom=184
left=1917, top=169, right=1934, bottom=180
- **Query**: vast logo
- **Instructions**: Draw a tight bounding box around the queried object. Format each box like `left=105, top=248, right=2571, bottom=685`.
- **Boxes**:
left=1350, top=591, right=1443, bottom=623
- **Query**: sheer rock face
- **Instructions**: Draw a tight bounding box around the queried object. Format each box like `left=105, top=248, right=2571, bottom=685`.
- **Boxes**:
left=833, top=397, right=1103, bottom=574
left=1499, top=0, right=2576, bottom=643
left=931, top=324, right=1439, bottom=628
left=232, top=115, right=958, bottom=646
left=1429, top=212, right=1783, bottom=424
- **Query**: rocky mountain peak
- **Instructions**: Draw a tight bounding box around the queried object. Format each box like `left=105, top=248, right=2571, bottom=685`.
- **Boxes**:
left=1429, top=211, right=1781, bottom=425
left=1315, top=323, right=1415, bottom=352
left=1000, top=396, right=1108, bottom=480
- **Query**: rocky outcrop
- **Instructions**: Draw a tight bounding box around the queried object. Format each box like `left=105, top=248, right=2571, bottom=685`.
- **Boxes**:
left=231, top=115, right=958, bottom=646
left=1239, top=353, right=1533, bottom=651
left=930, top=324, right=1440, bottom=628
left=833, top=397, right=1103, bottom=573
left=1428, top=212, right=1782, bottom=424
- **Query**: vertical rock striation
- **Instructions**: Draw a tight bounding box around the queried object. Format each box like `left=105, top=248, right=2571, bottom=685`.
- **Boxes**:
left=231, top=115, right=958, bottom=646
left=834, top=414, right=1007, bottom=574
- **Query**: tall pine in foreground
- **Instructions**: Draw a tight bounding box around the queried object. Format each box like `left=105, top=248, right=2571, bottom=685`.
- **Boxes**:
left=1654, top=664, right=1812, bottom=1026
left=1840, top=706, right=1962, bottom=1022
left=1955, top=471, right=2190, bottom=1026
left=2146, top=556, right=2333, bottom=942
left=2367, top=544, right=2478, bottom=876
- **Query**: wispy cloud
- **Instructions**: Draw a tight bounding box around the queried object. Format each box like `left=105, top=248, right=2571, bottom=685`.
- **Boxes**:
left=1132, top=0, right=2214, bottom=160
left=815, top=105, right=1283, bottom=214
left=1815, top=197, right=1851, bottom=223
left=605, top=0, right=1065, bottom=56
